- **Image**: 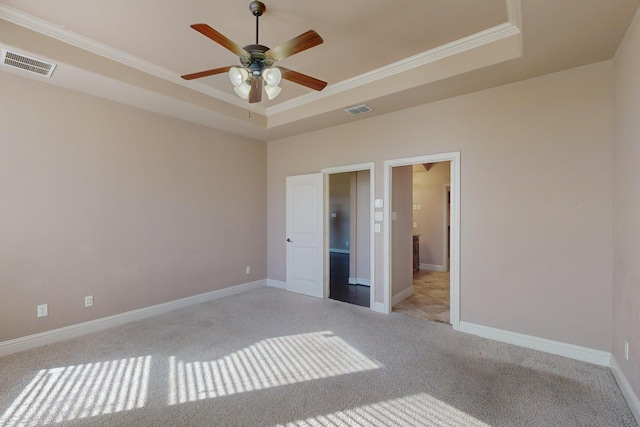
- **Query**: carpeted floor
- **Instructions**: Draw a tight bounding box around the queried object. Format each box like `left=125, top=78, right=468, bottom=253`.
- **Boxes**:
left=0, top=287, right=636, bottom=426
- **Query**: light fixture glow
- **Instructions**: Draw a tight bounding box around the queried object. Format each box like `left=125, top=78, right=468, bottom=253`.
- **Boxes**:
left=234, top=82, right=251, bottom=99
left=228, top=67, right=249, bottom=87
left=230, top=66, right=284, bottom=102
left=262, top=67, right=282, bottom=87
left=264, top=85, right=282, bottom=100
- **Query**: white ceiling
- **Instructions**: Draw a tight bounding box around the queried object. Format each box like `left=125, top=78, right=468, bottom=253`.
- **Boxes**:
left=1, top=0, right=638, bottom=141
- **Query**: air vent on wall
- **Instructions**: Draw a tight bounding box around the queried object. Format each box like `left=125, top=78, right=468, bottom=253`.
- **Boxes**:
left=344, top=104, right=373, bottom=116
left=1, top=49, right=56, bottom=78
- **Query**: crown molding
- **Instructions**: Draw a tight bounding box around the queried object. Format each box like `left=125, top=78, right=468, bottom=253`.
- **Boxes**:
left=267, top=18, right=521, bottom=116
left=0, top=4, right=268, bottom=116
left=506, top=0, right=523, bottom=31
left=1, top=1, right=521, bottom=120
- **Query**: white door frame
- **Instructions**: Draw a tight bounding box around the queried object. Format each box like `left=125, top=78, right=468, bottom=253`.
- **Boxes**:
left=444, top=183, right=451, bottom=273
left=322, top=163, right=375, bottom=309
left=383, top=152, right=461, bottom=330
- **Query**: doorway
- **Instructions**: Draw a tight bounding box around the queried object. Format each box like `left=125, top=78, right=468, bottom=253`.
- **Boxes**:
left=393, top=163, right=451, bottom=323
left=383, top=153, right=460, bottom=329
left=323, top=163, right=375, bottom=309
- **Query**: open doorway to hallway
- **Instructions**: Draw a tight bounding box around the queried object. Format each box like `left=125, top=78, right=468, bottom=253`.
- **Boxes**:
left=394, top=162, right=451, bottom=322
left=384, top=155, right=459, bottom=327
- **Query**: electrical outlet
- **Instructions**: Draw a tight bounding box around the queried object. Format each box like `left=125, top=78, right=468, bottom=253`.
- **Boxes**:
left=245, top=266, right=251, bottom=275
left=624, top=341, right=629, bottom=360
left=84, top=295, right=93, bottom=308
left=37, top=304, right=48, bottom=318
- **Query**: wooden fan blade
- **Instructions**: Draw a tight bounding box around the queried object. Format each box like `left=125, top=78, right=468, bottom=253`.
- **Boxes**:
left=191, top=24, right=250, bottom=59
left=181, top=66, right=233, bottom=80
left=266, top=30, right=323, bottom=61
left=249, top=78, right=263, bottom=103
left=279, top=67, right=327, bottom=91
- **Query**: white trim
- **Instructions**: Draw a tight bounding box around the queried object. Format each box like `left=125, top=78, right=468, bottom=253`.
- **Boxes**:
left=322, top=163, right=375, bottom=174
left=330, top=248, right=350, bottom=254
left=0, top=279, right=266, bottom=357
left=371, top=302, right=386, bottom=314
left=506, top=0, right=523, bottom=32
left=611, top=357, right=640, bottom=423
left=392, top=286, right=414, bottom=307
left=443, top=183, right=451, bottom=273
left=420, top=263, right=445, bottom=272
left=348, top=277, right=371, bottom=286
left=384, top=152, right=461, bottom=329
left=322, top=162, right=376, bottom=311
left=458, top=321, right=612, bottom=366
left=267, top=18, right=521, bottom=115
left=266, top=279, right=286, bottom=289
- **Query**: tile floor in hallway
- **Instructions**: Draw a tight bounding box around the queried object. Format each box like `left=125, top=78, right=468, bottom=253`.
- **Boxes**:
left=393, top=270, right=450, bottom=323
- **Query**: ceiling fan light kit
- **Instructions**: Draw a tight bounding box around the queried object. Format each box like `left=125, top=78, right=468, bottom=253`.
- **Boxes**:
left=181, top=1, right=327, bottom=104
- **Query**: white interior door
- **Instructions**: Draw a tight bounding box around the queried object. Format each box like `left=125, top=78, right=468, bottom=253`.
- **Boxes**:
left=286, top=173, right=324, bottom=298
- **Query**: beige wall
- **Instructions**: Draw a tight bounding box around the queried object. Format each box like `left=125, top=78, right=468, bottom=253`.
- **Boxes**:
left=267, top=60, right=613, bottom=350
left=391, top=166, right=414, bottom=298
left=613, top=7, right=640, bottom=398
left=0, top=72, right=267, bottom=342
left=413, top=162, right=451, bottom=269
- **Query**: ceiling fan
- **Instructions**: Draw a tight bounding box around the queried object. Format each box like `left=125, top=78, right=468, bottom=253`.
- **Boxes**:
left=181, top=1, right=327, bottom=103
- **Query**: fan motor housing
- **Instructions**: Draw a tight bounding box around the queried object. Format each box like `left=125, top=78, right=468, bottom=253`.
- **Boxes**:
left=241, top=44, right=275, bottom=71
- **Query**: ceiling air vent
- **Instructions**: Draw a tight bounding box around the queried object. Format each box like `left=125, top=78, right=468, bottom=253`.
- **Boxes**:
left=1, top=49, right=56, bottom=78
left=344, top=104, right=373, bottom=116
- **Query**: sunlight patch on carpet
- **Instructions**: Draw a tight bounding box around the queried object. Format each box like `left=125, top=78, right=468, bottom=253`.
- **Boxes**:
left=168, top=331, right=382, bottom=404
left=0, top=356, right=152, bottom=426
left=276, top=393, right=491, bottom=427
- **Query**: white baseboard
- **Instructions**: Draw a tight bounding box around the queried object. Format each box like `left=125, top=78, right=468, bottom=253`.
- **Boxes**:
left=348, top=277, right=371, bottom=286
left=611, top=357, right=640, bottom=423
left=266, top=279, right=286, bottom=289
left=371, top=301, right=387, bottom=314
left=329, top=248, right=350, bottom=254
left=458, top=321, right=611, bottom=367
left=392, top=286, right=413, bottom=307
left=0, top=279, right=267, bottom=357
left=420, top=263, right=445, bottom=272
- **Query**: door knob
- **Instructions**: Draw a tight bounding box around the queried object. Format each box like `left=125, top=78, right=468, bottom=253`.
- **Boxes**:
left=286, top=238, right=293, bottom=242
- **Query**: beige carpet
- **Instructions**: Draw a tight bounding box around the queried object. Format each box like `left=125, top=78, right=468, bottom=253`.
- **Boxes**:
left=394, top=270, right=450, bottom=323
left=0, top=287, right=636, bottom=426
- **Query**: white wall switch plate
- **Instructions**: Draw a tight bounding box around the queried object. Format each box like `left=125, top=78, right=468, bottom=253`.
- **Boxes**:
left=37, top=304, right=48, bottom=317
left=374, top=224, right=381, bottom=233
left=374, top=199, right=383, bottom=208
left=624, top=340, right=629, bottom=360
left=375, top=212, right=383, bottom=221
